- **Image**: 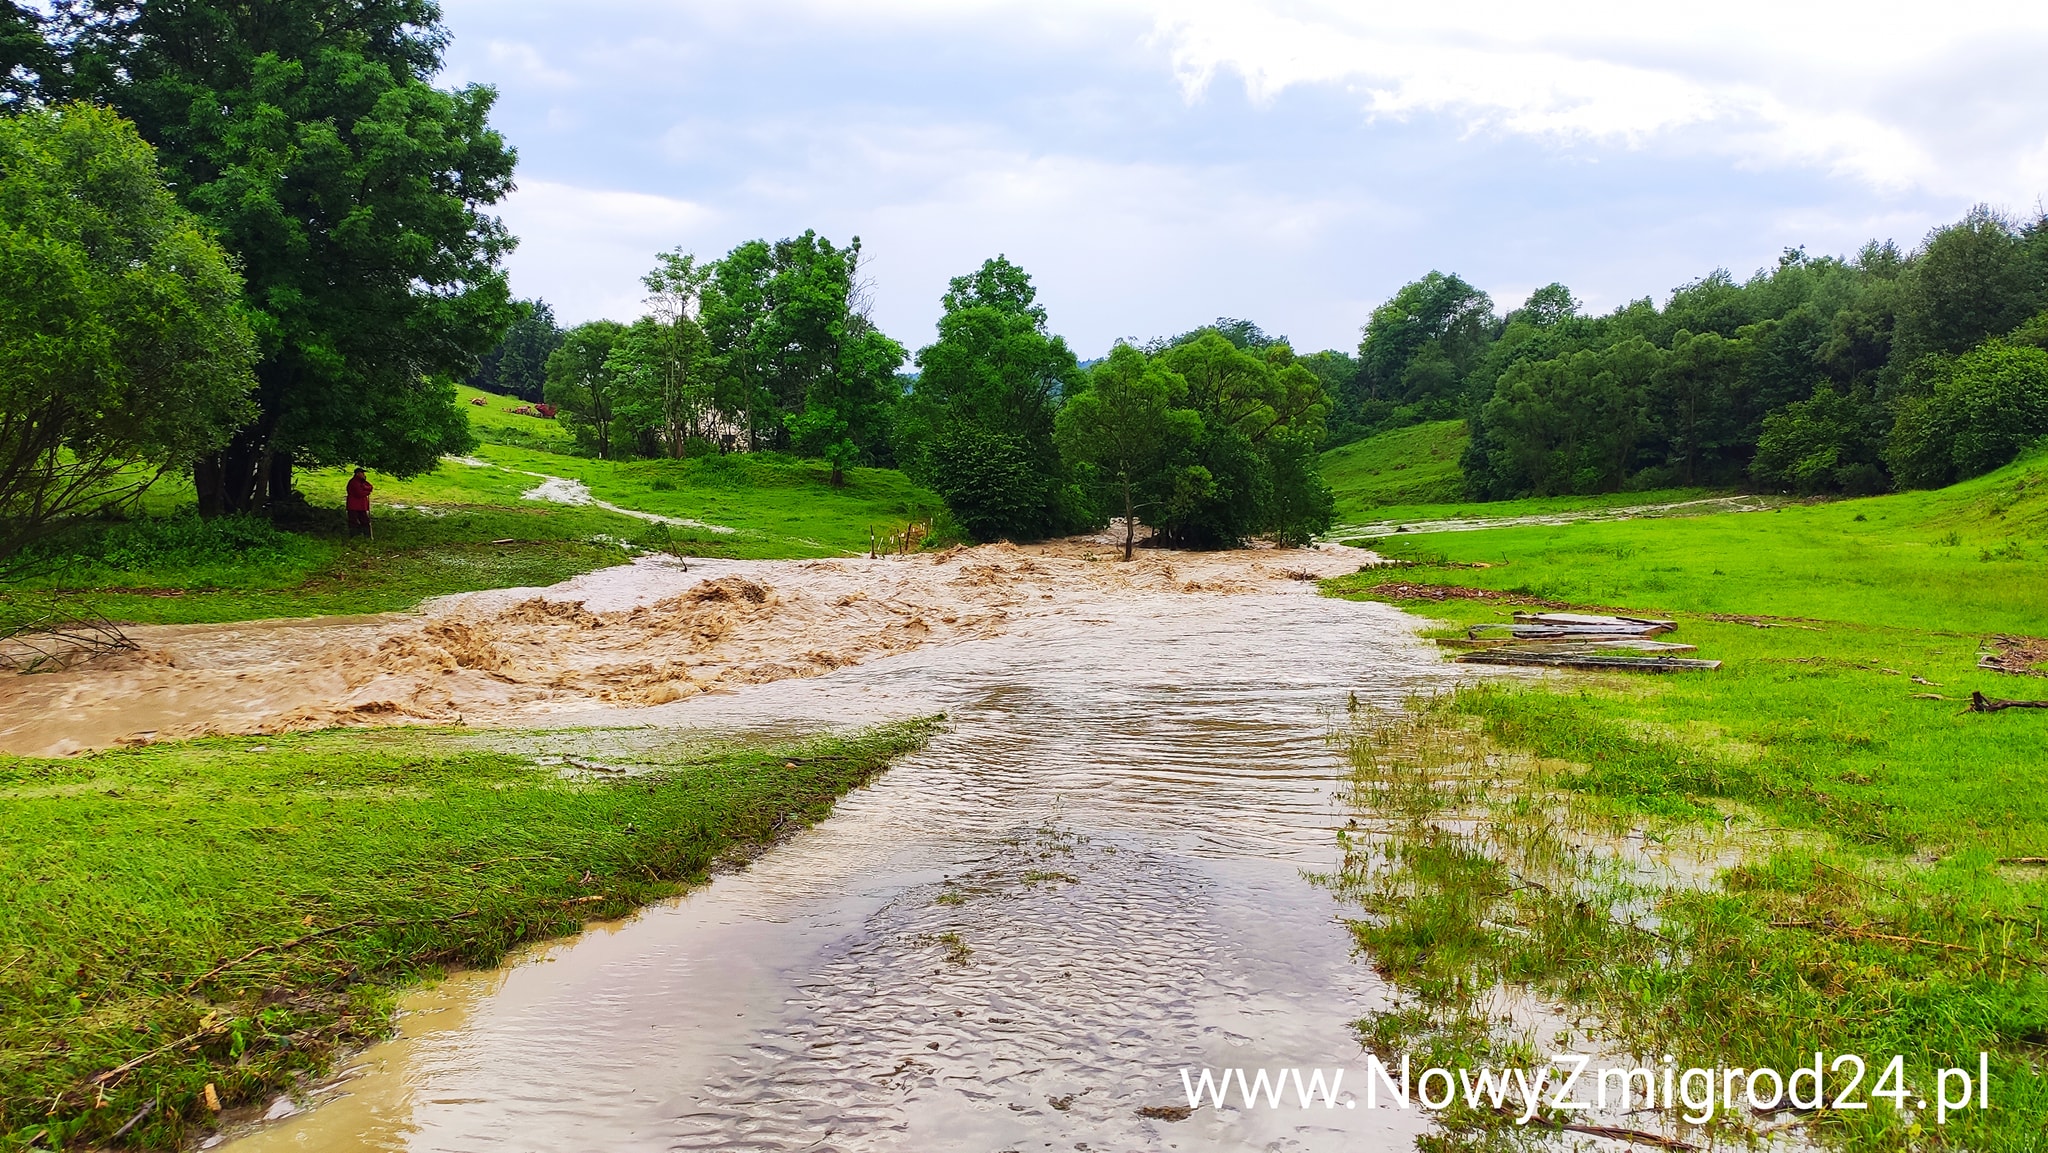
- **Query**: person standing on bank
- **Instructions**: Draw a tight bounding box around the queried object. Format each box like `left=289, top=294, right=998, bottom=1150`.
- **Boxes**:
left=346, top=467, right=374, bottom=539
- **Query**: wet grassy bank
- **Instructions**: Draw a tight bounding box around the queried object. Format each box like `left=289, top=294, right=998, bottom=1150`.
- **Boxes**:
left=0, top=717, right=939, bottom=1150
left=1323, top=453, right=2048, bottom=1152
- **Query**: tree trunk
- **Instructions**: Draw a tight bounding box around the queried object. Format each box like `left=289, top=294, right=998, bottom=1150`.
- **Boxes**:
left=266, top=450, right=294, bottom=508
left=1121, top=477, right=1135, bottom=562
left=194, top=425, right=270, bottom=517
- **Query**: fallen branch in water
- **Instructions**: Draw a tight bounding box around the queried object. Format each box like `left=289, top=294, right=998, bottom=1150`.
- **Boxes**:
left=1493, top=1107, right=1697, bottom=1150
left=1557, top=1122, right=1697, bottom=1150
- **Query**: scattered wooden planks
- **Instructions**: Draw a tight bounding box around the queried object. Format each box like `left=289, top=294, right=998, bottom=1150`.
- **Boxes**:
left=1457, top=612, right=1717, bottom=673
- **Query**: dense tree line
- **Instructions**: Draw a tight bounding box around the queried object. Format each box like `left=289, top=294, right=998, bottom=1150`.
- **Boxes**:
left=1323, top=208, right=2048, bottom=497
left=530, top=250, right=1337, bottom=549
left=906, top=261, right=1335, bottom=549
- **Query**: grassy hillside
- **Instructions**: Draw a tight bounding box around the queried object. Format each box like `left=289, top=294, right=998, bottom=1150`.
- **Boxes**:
left=4, top=398, right=949, bottom=627
left=1320, top=419, right=1723, bottom=530
left=455, top=383, right=578, bottom=452
left=1346, top=445, right=2048, bottom=635
left=1324, top=448, right=2048, bottom=1149
left=1322, top=419, right=1469, bottom=519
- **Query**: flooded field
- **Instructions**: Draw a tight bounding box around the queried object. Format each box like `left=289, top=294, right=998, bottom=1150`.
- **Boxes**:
left=15, top=545, right=1512, bottom=1150
left=4, top=548, right=1540, bottom=1153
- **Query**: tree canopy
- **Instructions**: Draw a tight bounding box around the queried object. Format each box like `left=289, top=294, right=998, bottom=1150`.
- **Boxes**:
left=898, top=256, right=1081, bottom=540
left=0, top=102, right=257, bottom=559
left=50, top=0, right=518, bottom=513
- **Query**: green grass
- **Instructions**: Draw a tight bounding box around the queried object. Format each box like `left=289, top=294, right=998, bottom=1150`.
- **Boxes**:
left=1319, top=420, right=1722, bottom=531
left=1323, top=420, right=1472, bottom=518
left=453, top=383, right=578, bottom=452
left=470, top=444, right=951, bottom=559
left=1343, top=446, right=2048, bottom=635
left=3, top=401, right=951, bottom=627
left=1322, top=448, right=2048, bottom=1152
left=0, top=718, right=939, bottom=1151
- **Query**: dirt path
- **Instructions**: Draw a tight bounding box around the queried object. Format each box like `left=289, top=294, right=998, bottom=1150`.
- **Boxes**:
left=0, top=540, right=1371, bottom=756
left=446, top=455, right=741, bottom=536
left=1331, top=493, right=1783, bottom=538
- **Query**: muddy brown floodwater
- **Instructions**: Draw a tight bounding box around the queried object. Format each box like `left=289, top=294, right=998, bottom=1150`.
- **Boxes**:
left=21, top=543, right=1510, bottom=1151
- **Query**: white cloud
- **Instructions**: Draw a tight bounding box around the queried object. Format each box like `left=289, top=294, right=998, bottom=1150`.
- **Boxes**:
left=497, top=181, right=719, bottom=322
left=446, top=1, right=2048, bottom=352
left=484, top=41, right=578, bottom=90
left=1143, top=0, right=2048, bottom=197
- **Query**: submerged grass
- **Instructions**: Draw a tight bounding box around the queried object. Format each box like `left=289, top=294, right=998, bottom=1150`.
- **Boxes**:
left=1324, top=448, right=2048, bottom=1152
left=0, top=717, right=939, bottom=1151
left=1332, top=697, right=2045, bottom=1153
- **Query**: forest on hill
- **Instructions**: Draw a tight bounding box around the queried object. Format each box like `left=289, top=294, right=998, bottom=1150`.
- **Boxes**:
left=1314, top=210, right=2048, bottom=500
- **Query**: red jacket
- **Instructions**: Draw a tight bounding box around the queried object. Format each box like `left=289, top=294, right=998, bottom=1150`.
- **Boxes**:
left=346, top=474, right=373, bottom=512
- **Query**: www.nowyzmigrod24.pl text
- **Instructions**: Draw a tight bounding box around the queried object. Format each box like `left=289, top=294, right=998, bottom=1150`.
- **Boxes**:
left=1180, top=1053, right=1994, bottom=1125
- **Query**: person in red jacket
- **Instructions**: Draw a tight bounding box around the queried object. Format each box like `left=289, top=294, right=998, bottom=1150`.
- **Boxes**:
left=346, top=468, right=374, bottom=539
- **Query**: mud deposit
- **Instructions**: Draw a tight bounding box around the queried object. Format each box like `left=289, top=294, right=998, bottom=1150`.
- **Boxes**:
left=186, top=551, right=1501, bottom=1153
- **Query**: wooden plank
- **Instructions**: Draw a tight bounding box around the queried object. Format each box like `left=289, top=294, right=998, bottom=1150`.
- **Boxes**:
left=1438, top=638, right=1696, bottom=653
left=1513, top=611, right=1677, bottom=628
left=1457, top=651, right=1721, bottom=672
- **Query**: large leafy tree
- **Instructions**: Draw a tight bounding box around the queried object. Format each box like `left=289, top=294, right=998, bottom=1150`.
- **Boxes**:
left=1352, top=271, right=1496, bottom=427
left=0, top=1, right=49, bottom=106
left=901, top=256, right=1081, bottom=541
left=1891, top=208, right=2044, bottom=366
left=0, top=103, right=258, bottom=559
left=1465, top=339, right=1660, bottom=497
left=53, top=0, right=518, bottom=514
left=1885, top=341, right=2048, bottom=489
left=1055, top=344, right=1200, bottom=559
left=1149, top=333, right=1334, bottom=547
left=611, top=250, right=714, bottom=458
left=544, top=321, right=626, bottom=460
left=700, top=239, right=775, bottom=449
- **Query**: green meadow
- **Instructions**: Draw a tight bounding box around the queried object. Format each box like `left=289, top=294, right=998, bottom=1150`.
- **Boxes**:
left=1322, top=419, right=1723, bottom=531
left=0, top=719, right=938, bottom=1151
left=1322, top=448, right=2048, bottom=1151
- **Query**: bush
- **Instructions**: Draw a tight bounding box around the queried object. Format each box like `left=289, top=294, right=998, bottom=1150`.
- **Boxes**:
left=26, top=513, right=312, bottom=579
left=924, top=425, right=1056, bottom=542
left=1751, top=386, right=1887, bottom=494
left=1884, top=342, right=2048, bottom=488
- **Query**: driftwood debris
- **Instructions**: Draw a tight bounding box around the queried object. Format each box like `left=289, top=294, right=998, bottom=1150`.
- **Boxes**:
left=1460, top=651, right=1721, bottom=672
left=1969, top=691, right=2048, bottom=713
left=1457, top=612, right=1717, bottom=673
left=0, top=604, right=139, bottom=673
left=1978, top=635, right=2048, bottom=677
left=1439, top=638, right=1696, bottom=654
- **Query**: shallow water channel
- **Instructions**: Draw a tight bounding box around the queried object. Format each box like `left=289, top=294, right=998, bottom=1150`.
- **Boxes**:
left=225, top=571, right=1486, bottom=1152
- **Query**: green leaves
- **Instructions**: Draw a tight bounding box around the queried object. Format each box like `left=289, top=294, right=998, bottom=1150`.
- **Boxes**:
left=0, top=103, right=257, bottom=558
left=55, top=1, right=518, bottom=501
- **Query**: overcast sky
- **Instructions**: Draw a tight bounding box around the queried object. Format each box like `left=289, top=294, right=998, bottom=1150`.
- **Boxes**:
left=438, top=0, right=2048, bottom=358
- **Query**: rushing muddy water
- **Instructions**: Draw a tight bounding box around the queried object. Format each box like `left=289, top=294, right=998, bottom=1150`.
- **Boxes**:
left=185, top=555, right=1500, bottom=1152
